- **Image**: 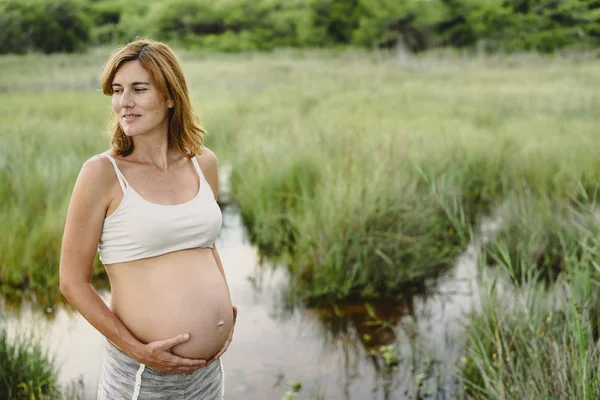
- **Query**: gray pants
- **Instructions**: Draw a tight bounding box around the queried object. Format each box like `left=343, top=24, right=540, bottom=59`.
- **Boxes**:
left=97, top=339, right=224, bottom=400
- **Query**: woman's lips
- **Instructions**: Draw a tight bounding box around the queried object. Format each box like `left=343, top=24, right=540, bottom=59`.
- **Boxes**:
left=122, top=114, right=140, bottom=122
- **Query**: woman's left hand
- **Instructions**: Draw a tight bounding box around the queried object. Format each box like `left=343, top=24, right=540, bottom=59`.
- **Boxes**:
left=206, top=306, right=237, bottom=367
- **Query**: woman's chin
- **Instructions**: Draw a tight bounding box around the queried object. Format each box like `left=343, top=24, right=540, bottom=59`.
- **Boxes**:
left=120, top=129, right=138, bottom=137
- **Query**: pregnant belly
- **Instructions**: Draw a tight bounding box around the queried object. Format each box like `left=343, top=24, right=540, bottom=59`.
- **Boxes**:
left=107, top=249, right=234, bottom=360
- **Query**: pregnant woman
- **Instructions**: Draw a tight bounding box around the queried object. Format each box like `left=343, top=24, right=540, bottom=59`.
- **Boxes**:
left=59, top=39, right=235, bottom=399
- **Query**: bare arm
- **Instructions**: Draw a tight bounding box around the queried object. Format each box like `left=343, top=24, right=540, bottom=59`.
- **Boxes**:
left=59, top=156, right=205, bottom=374
left=60, top=157, right=143, bottom=355
left=198, top=148, right=230, bottom=288
left=198, top=149, right=237, bottom=365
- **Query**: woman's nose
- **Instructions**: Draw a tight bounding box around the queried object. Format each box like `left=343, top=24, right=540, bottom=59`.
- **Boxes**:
left=120, top=91, right=134, bottom=108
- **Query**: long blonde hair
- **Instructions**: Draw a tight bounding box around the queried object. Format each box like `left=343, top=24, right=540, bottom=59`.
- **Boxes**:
left=100, top=39, right=205, bottom=157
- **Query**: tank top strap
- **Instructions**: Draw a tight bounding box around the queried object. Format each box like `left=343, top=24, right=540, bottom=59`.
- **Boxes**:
left=190, top=156, right=206, bottom=182
left=100, top=154, right=129, bottom=193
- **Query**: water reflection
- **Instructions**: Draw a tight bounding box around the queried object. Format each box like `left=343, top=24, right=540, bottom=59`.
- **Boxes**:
left=269, top=279, right=472, bottom=399
left=2, top=205, right=479, bottom=399
left=313, top=301, right=407, bottom=351
left=1, top=271, right=109, bottom=321
left=309, top=302, right=409, bottom=399
left=2, top=287, right=58, bottom=317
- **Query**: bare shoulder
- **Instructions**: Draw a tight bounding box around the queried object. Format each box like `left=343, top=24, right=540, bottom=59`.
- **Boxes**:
left=195, top=147, right=219, bottom=198
left=79, top=154, right=117, bottom=186
left=61, top=154, right=117, bottom=276
left=195, top=147, right=218, bottom=174
left=74, top=154, right=120, bottom=201
left=196, top=146, right=217, bottom=167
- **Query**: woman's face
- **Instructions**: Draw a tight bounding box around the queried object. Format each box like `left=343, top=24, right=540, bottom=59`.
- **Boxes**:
left=111, top=60, right=174, bottom=139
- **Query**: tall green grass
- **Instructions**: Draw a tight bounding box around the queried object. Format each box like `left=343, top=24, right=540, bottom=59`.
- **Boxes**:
left=225, top=51, right=600, bottom=303
left=462, top=194, right=600, bottom=399
left=0, top=326, right=61, bottom=399
left=0, top=90, right=109, bottom=306
left=480, top=189, right=600, bottom=284
left=462, top=268, right=600, bottom=399
left=230, top=124, right=471, bottom=302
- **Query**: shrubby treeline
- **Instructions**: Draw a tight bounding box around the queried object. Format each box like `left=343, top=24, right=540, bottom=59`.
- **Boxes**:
left=1, top=0, right=599, bottom=53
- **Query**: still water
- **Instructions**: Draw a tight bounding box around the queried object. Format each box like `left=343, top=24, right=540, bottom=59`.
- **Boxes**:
left=4, top=205, right=481, bottom=400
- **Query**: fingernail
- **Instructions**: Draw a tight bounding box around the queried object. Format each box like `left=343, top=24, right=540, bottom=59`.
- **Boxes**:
left=183, top=333, right=190, bottom=340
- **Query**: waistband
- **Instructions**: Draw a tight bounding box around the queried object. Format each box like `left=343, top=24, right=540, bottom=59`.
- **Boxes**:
left=99, top=339, right=225, bottom=400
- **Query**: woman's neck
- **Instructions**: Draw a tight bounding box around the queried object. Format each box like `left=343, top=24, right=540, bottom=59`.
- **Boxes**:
left=130, top=133, right=180, bottom=171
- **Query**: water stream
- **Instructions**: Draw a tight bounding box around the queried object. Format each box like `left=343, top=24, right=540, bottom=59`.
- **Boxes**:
left=3, top=205, right=486, bottom=400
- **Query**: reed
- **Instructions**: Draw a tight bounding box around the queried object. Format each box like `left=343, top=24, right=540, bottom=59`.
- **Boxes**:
left=462, top=194, right=600, bottom=399
left=0, top=326, right=61, bottom=400
left=462, top=266, right=600, bottom=399
left=480, top=189, right=600, bottom=285
left=230, top=126, right=471, bottom=302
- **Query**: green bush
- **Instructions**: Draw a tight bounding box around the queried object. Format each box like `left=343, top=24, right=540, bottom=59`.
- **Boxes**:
left=0, top=0, right=91, bottom=54
left=87, top=0, right=152, bottom=44
left=310, top=0, right=362, bottom=45
left=144, top=0, right=227, bottom=41
left=0, top=327, right=61, bottom=400
left=224, top=0, right=316, bottom=49
left=353, top=0, right=448, bottom=51
left=141, top=0, right=315, bottom=52
left=88, top=0, right=123, bottom=25
left=436, top=0, right=600, bottom=52
left=5, top=0, right=600, bottom=54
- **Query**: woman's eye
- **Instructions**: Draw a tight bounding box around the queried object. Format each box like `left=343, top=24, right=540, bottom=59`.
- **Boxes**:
left=135, top=88, right=147, bottom=93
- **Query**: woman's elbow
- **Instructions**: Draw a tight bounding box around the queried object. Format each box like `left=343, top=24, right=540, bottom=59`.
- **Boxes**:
left=59, top=269, right=85, bottom=300
left=59, top=275, right=74, bottom=298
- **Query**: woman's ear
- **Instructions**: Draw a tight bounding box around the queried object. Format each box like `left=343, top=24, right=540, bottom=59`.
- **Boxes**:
left=167, top=99, right=175, bottom=109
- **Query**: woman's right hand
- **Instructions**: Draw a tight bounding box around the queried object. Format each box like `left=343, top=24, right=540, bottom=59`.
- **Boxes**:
left=140, top=333, right=207, bottom=375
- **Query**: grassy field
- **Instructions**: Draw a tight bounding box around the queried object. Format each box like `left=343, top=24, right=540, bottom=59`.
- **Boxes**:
left=1, top=47, right=600, bottom=397
left=2, top=49, right=599, bottom=303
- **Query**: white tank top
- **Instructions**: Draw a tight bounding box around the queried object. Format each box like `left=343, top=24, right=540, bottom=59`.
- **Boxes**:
left=97, top=154, right=222, bottom=264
